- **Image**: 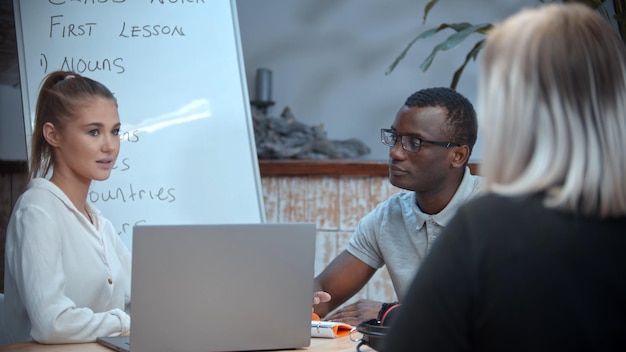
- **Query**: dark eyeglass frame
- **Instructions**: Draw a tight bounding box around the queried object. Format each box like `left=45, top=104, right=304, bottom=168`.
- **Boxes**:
left=380, top=128, right=461, bottom=153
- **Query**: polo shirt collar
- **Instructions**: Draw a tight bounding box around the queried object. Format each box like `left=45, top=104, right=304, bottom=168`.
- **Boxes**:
left=414, top=167, right=475, bottom=228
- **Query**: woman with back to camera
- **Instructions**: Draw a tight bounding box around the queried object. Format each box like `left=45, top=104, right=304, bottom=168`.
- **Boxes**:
left=382, top=3, right=626, bottom=351
left=2, top=70, right=131, bottom=343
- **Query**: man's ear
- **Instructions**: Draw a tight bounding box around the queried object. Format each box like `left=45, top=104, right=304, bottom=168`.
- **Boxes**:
left=451, top=145, right=470, bottom=168
left=43, top=122, right=60, bottom=147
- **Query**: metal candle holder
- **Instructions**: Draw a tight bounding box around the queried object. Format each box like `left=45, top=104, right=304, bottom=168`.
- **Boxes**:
left=251, top=67, right=275, bottom=114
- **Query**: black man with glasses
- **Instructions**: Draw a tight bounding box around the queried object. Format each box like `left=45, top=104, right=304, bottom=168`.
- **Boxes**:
left=313, top=87, right=483, bottom=326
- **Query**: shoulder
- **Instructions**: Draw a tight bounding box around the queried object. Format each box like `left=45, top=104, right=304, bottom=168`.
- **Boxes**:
left=468, top=174, right=484, bottom=194
left=454, top=193, right=544, bottom=227
left=357, top=191, right=417, bottom=229
left=18, top=178, right=70, bottom=205
left=15, top=180, right=57, bottom=210
left=461, top=168, right=485, bottom=197
left=448, top=168, right=485, bottom=205
left=369, top=191, right=416, bottom=215
left=16, top=178, right=71, bottom=210
left=466, top=192, right=539, bottom=210
left=12, top=179, right=76, bottom=222
left=435, top=194, right=531, bottom=254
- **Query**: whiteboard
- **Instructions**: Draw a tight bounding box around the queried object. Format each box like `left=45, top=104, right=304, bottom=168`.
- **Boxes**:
left=13, top=0, right=265, bottom=249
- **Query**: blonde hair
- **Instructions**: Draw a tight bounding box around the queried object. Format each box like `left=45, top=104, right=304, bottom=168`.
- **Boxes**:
left=478, top=3, right=626, bottom=218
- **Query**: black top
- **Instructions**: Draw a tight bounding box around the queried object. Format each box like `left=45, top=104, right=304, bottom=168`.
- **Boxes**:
left=381, top=193, right=626, bottom=352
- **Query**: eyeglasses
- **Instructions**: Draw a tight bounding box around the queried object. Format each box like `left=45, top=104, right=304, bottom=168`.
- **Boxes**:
left=380, top=128, right=461, bottom=153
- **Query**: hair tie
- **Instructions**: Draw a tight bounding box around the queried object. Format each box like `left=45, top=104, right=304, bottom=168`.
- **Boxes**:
left=64, top=74, right=76, bottom=80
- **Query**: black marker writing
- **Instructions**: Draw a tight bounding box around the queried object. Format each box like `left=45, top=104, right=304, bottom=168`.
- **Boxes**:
left=120, top=129, right=140, bottom=143
left=49, top=0, right=126, bottom=4
left=89, top=183, right=176, bottom=203
left=112, top=157, right=131, bottom=172
left=150, top=0, right=206, bottom=4
left=60, top=56, right=125, bottom=74
left=117, top=219, right=147, bottom=236
left=119, top=22, right=185, bottom=38
left=49, top=15, right=96, bottom=38
left=40, top=54, right=48, bottom=72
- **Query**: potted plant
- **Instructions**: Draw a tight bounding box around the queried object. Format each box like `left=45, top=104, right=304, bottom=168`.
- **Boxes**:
left=386, top=0, right=626, bottom=89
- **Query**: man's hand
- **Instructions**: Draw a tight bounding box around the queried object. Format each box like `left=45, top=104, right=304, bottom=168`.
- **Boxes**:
left=313, top=291, right=332, bottom=306
left=312, top=291, right=331, bottom=316
left=323, top=299, right=382, bottom=326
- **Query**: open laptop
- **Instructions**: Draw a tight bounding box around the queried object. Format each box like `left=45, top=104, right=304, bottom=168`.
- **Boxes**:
left=98, top=223, right=316, bottom=352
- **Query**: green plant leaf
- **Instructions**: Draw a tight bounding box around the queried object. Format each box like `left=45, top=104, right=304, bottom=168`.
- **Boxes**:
left=385, top=22, right=490, bottom=75
left=390, top=0, right=626, bottom=85
left=563, top=0, right=610, bottom=18
left=562, top=0, right=606, bottom=7
left=614, top=0, right=626, bottom=43
left=450, top=39, right=485, bottom=89
left=423, top=0, right=440, bottom=24
left=419, top=23, right=492, bottom=72
left=385, top=26, right=443, bottom=75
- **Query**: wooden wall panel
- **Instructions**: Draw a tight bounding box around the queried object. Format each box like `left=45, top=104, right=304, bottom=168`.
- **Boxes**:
left=277, top=176, right=308, bottom=223
left=307, top=176, right=339, bottom=231
left=0, top=174, right=10, bottom=232
left=369, top=176, right=404, bottom=207
left=314, top=231, right=338, bottom=276
left=368, top=267, right=395, bottom=303
left=338, top=177, right=371, bottom=230
left=261, top=176, right=279, bottom=223
left=0, top=173, right=26, bottom=292
left=0, top=173, right=10, bottom=292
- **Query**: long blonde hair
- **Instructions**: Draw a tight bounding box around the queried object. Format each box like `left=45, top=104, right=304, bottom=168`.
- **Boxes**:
left=478, top=3, right=626, bottom=218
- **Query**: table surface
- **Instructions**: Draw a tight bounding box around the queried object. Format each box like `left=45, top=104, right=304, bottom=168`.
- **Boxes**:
left=0, top=336, right=372, bottom=352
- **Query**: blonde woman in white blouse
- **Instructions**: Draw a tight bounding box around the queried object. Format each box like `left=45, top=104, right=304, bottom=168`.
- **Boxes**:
left=3, top=70, right=131, bottom=344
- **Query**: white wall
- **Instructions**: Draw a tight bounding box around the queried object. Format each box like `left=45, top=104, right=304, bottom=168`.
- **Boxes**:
left=236, top=0, right=538, bottom=161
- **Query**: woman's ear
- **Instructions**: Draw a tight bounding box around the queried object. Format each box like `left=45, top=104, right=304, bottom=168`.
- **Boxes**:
left=451, top=145, right=470, bottom=168
left=43, top=122, right=60, bottom=147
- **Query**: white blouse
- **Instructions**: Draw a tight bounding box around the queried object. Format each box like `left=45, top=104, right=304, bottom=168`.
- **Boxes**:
left=3, top=178, right=131, bottom=344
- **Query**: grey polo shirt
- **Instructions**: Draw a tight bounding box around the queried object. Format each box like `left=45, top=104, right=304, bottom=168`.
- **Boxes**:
left=346, top=167, right=483, bottom=300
